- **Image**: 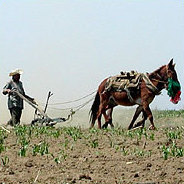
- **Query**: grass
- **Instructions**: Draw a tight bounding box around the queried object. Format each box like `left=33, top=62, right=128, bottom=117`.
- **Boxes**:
left=154, top=109, right=184, bottom=119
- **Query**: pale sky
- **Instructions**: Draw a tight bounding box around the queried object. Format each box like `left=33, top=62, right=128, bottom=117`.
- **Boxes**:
left=0, top=0, right=184, bottom=124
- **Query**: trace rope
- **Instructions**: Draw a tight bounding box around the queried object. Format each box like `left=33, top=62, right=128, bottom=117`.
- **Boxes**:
left=48, top=96, right=95, bottom=111
left=48, top=90, right=96, bottom=105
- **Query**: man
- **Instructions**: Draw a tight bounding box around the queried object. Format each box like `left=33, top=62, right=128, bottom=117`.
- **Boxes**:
left=2, top=69, right=33, bottom=126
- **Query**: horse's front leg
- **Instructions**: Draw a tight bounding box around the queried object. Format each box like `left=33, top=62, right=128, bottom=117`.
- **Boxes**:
left=142, top=103, right=155, bottom=130
left=128, top=105, right=143, bottom=130
left=133, top=110, right=147, bottom=129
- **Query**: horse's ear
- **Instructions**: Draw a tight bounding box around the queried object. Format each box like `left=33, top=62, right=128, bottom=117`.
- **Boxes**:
left=168, top=58, right=174, bottom=68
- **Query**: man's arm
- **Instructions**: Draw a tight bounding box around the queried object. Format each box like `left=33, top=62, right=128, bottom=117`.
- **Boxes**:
left=2, top=82, right=12, bottom=95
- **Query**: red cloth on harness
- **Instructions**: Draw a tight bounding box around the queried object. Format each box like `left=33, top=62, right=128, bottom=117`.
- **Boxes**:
left=170, top=90, right=181, bottom=104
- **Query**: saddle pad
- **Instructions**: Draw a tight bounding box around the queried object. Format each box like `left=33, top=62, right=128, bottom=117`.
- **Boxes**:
left=105, top=73, right=142, bottom=92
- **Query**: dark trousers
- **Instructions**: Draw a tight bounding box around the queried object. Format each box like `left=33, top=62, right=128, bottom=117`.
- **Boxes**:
left=8, top=107, right=22, bottom=126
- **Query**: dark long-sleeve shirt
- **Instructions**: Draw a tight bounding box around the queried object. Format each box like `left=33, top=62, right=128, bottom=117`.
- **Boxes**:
left=3, top=80, right=25, bottom=109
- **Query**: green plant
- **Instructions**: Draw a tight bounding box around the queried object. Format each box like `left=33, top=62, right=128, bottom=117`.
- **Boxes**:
left=34, top=126, right=50, bottom=137
left=18, top=136, right=30, bottom=157
left=0, top=130, right=8, bottom=153
left=149, top=133, right=155, bottom=141
left=135, top=149, right=145, bottom=157
left=0, top=144, right=5, bottom=154
left=54, top=150, right=68, bottom=164
left=89, top=128, right=100, bottom=134
left=109, top=138, right=114, bottom=148
left=62, top=138, right=69, bottom=149
left=1, top=156, right=9, bottom=166
left=160, top=142, right=184, bottom=160
left=135, top=129, right=143, bottom=140
left=133, top=148, right=150, bottom=157
left=51, top=130, right=61, bottom=138
left=121, top=146, right=129, bottom=156
left=19, top=145, right=28, bottom=157
left=166, top=129, right=181, bottom=139
left=89, top=139, right=99, bottom=148
left=170, top=141, right=184, bottom=157
left=32, top=141, right=49, bottom=156
left=126, top=131, right=134, bottom=139
left=54, top=157, right=60, bottom=164
left=65, top=127, right=83, bottom=141
left=175, top=147, right=184, bottom=157
left=161, top=145, right=170, bottom=160
left=15, top=125, right=28, bottom=137
left=111, top=128, right=125, bottom=136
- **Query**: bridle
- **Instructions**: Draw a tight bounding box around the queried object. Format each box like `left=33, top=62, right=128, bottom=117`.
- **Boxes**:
left=151, top=65, right=172, bottom=86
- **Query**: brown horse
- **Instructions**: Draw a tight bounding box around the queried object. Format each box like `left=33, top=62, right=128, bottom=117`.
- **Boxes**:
left=89, top=59, right=180, bottom=129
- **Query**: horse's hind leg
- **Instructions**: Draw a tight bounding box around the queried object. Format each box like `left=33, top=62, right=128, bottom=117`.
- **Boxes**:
left=97, top=103, right=108, bottom=129
left=107, top=107, right=114, bottom=128
left=90, top=103, right=103, bottom=129
left=90, top=120, right=95, bottom=128
left=96, top=93, right=111, bottom=129
left=128, top=105, right=143, bottom=130
left=97, top=114, right=102, bottom=129
left=101, top=112, right=109, bottom=129
left=102, top=107, right=114, bottom=129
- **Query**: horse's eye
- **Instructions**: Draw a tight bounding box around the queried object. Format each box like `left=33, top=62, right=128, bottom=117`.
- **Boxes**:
left=167, top=70, right=173, bottom=77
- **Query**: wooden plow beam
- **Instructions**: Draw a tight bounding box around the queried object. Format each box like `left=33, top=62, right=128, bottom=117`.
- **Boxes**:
left=13, top=90, right=68, bottom=126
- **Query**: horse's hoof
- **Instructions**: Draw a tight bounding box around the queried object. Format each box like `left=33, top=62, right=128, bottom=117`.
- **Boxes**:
left=102, top=125, right=107, bottom=129
left=148, top=125, right=156, bottom=130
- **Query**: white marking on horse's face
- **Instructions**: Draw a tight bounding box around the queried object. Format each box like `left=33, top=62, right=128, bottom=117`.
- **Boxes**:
left=135, top=97, right=141, bottom=104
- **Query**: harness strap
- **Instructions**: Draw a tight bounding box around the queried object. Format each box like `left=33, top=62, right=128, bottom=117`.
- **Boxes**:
left=124, top=88, right=140, bottom=105
left=143, top=74, right=161, bottom=95
left=125, top=73, right=161, bottom=105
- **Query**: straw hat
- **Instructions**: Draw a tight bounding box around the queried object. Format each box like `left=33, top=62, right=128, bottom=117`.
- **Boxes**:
left=9, top=69, right=23, bottom=76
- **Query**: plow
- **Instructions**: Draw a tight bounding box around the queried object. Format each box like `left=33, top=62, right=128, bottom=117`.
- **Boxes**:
left=13, top=90, right=89, bottom=126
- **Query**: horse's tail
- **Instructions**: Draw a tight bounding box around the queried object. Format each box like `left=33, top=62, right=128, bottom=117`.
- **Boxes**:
left=89, top=91, right=100, bottom=126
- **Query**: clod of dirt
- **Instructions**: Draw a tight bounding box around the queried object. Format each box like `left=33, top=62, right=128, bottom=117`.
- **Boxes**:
left=135, top=182, right=156, bottom=184
left=147, top=163, right=152, bottom=167
left=25, top=160, right=34, bottom=167
left=8, top=169, right=15, bottom=175
left=159, top=171, right=167, bottom=177
left=177, top=167, right=184, bottom=173
left=134, top=173, right=139, bottom=178
left=79, top=174, right=92, bottom=180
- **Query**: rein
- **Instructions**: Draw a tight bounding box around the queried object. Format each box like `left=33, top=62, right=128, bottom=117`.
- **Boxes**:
left=151, top=78, right=168, bottom=84
left=149, top=72, right=168, bottom=84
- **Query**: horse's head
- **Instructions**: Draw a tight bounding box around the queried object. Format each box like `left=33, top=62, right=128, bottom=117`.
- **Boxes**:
left=152, top=58, right=181, bottom=103
left=164, top=59, right=181, bottom=103
left=166, top=59, right=179, bottom=82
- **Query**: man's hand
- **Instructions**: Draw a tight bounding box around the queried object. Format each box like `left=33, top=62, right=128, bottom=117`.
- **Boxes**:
left=7, top=89, right=12, bottom=94
left=32, top=99, right=38, bottom=105
left=3, top=89, right=12, bottom=95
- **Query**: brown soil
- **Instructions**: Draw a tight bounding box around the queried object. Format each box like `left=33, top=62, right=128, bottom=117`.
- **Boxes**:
left=0, top=124, right=184, bottom=184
